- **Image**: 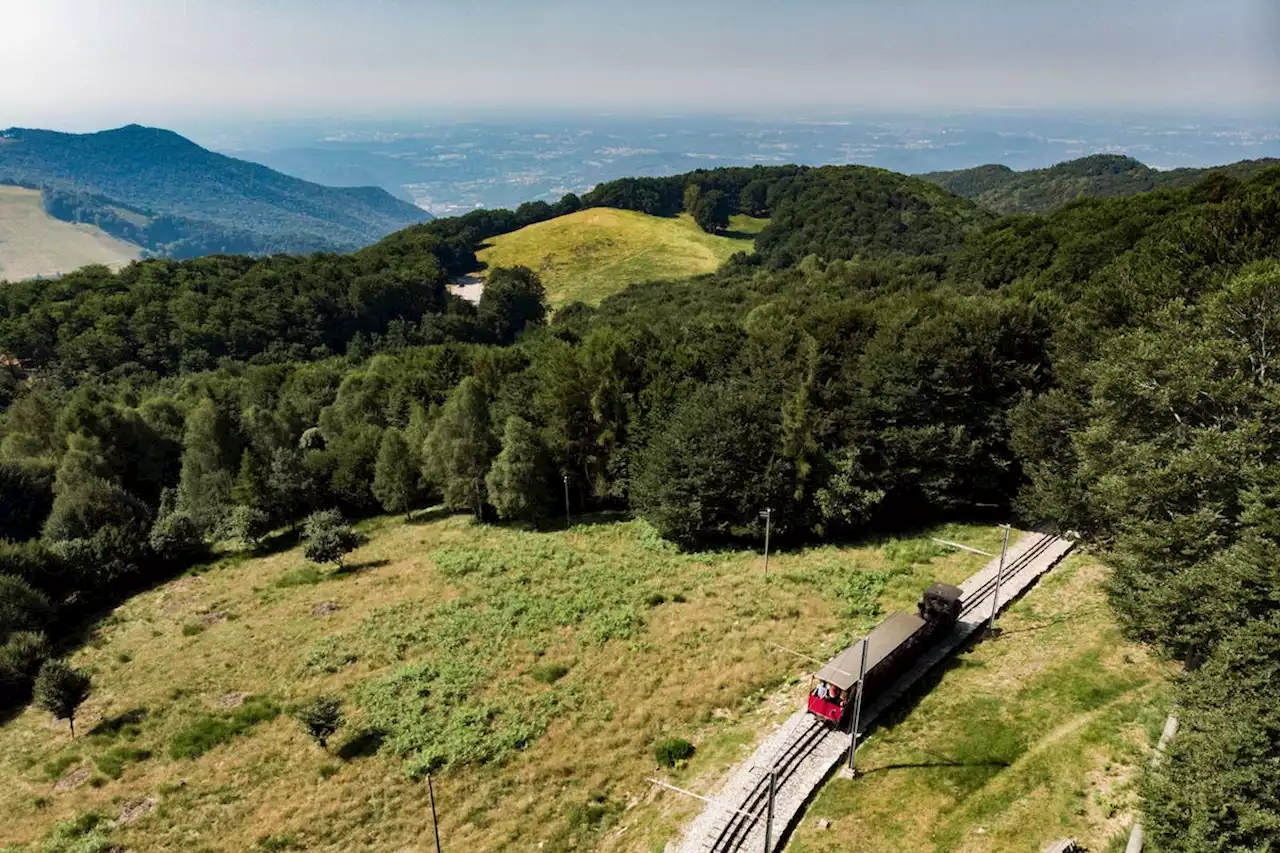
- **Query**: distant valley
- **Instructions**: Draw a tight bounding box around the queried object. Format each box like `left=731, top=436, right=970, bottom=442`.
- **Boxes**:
left=0, top=125, right=431, bottom=280
left=204, top=112, right=1280, bottom=215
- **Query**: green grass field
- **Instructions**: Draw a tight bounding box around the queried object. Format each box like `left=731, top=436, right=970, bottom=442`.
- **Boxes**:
left=0, top=185, right=140, bottom=282
left=0, top=517, right=1166, bottom=853
left=475, top=208, right=767, bottom=307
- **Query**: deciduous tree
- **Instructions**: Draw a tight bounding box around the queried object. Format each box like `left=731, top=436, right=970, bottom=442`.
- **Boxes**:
left=33, top=659, right=91, bottom=737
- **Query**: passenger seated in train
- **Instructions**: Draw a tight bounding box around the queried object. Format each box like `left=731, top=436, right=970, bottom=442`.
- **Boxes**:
left=814, top=681, right=845, bottom=703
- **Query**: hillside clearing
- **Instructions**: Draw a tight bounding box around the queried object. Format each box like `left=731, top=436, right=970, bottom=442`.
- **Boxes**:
left=0, top=185, right=140, bottom=281
left=475, top=208, right=766, bottom=306
left=0, top=518, right=1166, bottom=853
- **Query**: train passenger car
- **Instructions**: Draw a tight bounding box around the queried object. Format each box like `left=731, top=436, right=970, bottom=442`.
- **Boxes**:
left=807, top=582, right=962, bottom=725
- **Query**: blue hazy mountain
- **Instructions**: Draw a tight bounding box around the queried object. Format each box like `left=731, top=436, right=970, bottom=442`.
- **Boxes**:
left=0, top=124, right=431, bottom=258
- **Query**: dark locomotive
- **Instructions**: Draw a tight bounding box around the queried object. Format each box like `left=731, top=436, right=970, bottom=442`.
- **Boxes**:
left=807, top=582, right=963, bottom=725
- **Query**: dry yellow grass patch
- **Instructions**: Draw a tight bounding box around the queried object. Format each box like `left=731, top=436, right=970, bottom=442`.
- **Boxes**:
left=0, top=185, right=140, bottom=281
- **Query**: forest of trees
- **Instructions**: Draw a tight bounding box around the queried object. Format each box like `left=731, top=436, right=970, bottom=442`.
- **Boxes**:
left=2, top=159, right=1279, bottom=852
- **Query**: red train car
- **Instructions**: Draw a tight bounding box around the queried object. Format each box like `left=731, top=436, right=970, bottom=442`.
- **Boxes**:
left=807, top=582, right=961, bottom=725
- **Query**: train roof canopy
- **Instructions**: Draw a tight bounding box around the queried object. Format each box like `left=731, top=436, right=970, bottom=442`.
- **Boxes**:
left=815, top=611, right=926, bottom=690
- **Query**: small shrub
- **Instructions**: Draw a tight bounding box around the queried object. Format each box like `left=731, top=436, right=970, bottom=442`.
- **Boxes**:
left=653, top=737, right=695, bottom=767
left=318, top=763, right=339, bottom=780
left=530, top=663, right=570, bottom=684
left=644, top=592, right=666, bottom=608
left=181, top=623, right=205, bottom=637
left=87, top=775, right=107, bottom=788
left=303, top=510, right=359, bottom=570
left=116, top=652, right=132, bottom=664
left=294, top=695, right=344, bottom=749
left=256, top=834, right=301, bottom=852
left=33, top=660, right=92, bottom=737
left=672, top=592, right=688, bottom=603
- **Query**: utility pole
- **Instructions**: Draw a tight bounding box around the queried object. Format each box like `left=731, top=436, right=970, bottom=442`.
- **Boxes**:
left=760, top=508, right=773, bottom=575
left=562, top=473, right=572, bottom=529
left=987, top=524, right=1011, bottom=634
left=763, top=766, right=776, bottom=853
left=845, top=634, right=870, bottom=775
left=427, top=773, right=442, bottom=853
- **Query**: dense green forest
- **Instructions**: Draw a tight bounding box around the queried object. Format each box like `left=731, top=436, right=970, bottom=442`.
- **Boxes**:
left=2, top=159, right=1279, bottom=852
left=922, top=152, right=1280, bottom=214
left=0, top=125, right=431, bottom=257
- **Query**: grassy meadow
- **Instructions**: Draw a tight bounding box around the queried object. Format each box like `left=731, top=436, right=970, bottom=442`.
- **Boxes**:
left=0, top=185, right=140, bottom=282
left=0, top=515, right=1166, bottom=853
left=475, top=208, right=767, bottom=306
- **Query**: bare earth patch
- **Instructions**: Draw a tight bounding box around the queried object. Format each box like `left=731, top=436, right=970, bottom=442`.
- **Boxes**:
left=117, top=796, right=157, bottom=825
left=54, top=764, right=90, bottom=792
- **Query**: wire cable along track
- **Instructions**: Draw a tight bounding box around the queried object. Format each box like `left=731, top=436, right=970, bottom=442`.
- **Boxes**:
left=673, top=530, right=1076, bottom=853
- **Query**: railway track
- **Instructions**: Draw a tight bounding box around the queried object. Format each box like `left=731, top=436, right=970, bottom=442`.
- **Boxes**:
left=705, top=716, right=828, bottom=853
left=685, top=529, right=1073, bottom=853
left=958, top=530, right=1057, bottom=621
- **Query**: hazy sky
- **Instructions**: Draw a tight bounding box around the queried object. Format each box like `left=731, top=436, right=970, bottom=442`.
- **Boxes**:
left=2, top=0, right=1276, bottom=129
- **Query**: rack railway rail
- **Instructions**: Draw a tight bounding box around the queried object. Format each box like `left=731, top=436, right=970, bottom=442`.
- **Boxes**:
left=669, top=530, right=1076, bottom=853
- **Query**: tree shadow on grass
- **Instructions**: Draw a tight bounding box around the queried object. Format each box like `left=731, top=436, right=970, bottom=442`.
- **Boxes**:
left=860, top=758, right=1011, bottom=775
left=336, top=558, right=392, bottom=576
left=88, top=707, right=148, bottom=738
left=336, top=728, right=386, bottom=760
left=256, top=527, right=303, bottom=556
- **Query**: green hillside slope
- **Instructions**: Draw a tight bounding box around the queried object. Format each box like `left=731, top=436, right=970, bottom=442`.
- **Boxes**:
left=0, top=185, right=139, bottom=280
left=921, top=154, right=1280, bottom=214
left=476, top=208, right=766, bottom=306
left=0, top=516, right=1164, bottom=853
left=0, top=125, right=431, bottom=258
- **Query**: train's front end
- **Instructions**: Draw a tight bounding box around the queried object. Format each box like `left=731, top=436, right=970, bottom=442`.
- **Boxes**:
left=807, top=687, right=844, bottom=724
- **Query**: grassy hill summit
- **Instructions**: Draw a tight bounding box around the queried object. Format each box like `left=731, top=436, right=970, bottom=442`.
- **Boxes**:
left=0, top=125, right=431, bottom=266
left=921, top=153, right=1280, bottom=214
left=474, top=209, right=767, bottom=306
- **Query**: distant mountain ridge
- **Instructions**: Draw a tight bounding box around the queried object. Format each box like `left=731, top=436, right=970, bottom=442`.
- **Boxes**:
left=920, top=154, right=1280, bottom=214
left=0, top=124, right=431, bottom=260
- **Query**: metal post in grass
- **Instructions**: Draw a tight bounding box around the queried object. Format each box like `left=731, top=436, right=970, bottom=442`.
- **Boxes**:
left=987, top=524, right=1011, bottom=634
left=562, top=473, right=572, bottom=529
left=846, top=634, right=870, bottom=775
left=764, top=766, right=777, bottom=853
left=427, top=773, right=442, bottom=853
left=760, top=508, right=773, bottom=575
